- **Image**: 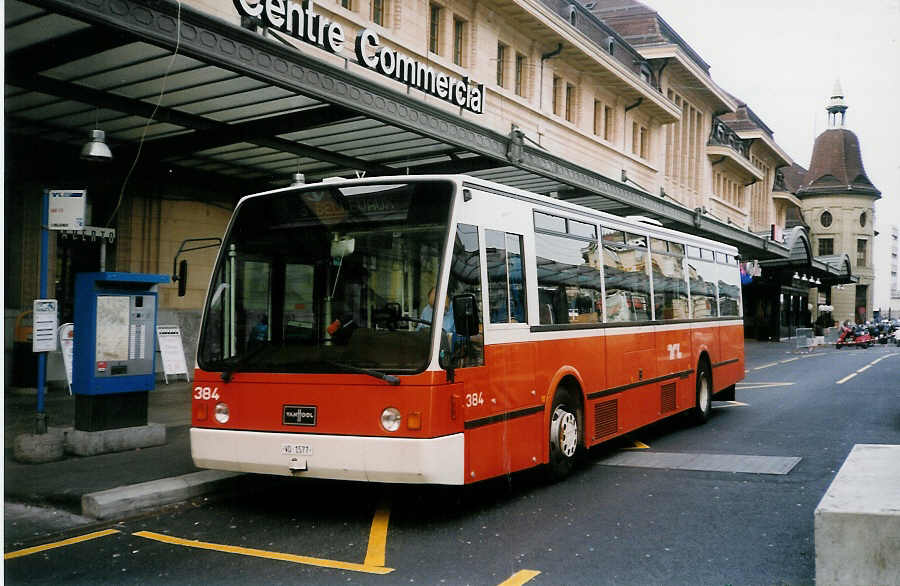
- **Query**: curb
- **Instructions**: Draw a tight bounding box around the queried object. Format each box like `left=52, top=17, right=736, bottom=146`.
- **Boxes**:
left=81, top=470, right=244, bottom=520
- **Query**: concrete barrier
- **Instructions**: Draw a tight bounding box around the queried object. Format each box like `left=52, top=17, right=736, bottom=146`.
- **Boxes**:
left=82, top=470, right=243, bottom=519
left=815, top=444, right=900, bottom=586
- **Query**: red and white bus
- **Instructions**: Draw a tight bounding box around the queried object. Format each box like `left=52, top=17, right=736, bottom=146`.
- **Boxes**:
left=191, top=175, right=744, bottom=484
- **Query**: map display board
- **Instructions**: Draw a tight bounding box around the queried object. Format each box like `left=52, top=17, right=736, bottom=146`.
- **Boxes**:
left=96, top=295, right=130, bottom=361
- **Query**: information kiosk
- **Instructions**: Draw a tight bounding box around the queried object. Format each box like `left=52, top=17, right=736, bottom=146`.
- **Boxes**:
left=73, top=272, right=169, bottom=431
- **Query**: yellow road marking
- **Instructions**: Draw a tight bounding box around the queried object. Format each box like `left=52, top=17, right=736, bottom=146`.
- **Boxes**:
left=836, top=372, right=857, bottom=385
left=736, top=382, right=794, bottom=390
left=363, top=497, right=391, bottom=568
left=753, top=361, right=779, bottom=370
left=5, top=529, right=120, bottom=560
left=623, top=439, right=650, bottom=450
left=498, top=569, right=541, bottom=585
left=133, top=531, right=393, bottom=574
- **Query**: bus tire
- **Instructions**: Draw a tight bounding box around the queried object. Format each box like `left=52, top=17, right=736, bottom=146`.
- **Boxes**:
left=691, top=361, right=712, bottom=424
left=546, top=389, right=580, bottom=481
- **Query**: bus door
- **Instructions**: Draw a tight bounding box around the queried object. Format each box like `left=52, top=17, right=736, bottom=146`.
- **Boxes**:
left=651, top=239, right=693, bottom=415
left=454, top=191, right=539, bottom=478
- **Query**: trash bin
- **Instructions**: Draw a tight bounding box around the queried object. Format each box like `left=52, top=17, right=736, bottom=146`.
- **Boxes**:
left=12, top=310, right=38, bottom=387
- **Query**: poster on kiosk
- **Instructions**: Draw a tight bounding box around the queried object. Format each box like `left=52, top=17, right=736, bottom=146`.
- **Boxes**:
left=73, top=272, right=169, bottom=430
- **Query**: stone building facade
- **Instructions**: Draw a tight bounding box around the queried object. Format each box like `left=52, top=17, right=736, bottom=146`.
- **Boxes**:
left=5, top=0, right=858, bottom=382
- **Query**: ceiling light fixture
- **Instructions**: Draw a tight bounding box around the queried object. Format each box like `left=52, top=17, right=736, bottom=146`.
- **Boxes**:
left=80, top=129, right=113, bottom=162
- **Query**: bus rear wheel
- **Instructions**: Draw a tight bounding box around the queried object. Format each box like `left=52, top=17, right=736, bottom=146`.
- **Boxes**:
left=691, top=362, right=712, bottom=424
left=547, top=390, right=579, bottom=481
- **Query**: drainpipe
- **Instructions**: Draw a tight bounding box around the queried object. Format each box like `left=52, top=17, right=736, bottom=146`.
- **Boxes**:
left=539, top=43, right=563, bottom=111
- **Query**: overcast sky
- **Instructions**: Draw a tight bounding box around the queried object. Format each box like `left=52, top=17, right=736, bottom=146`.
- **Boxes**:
left=641, top=0, right=900, bottom=309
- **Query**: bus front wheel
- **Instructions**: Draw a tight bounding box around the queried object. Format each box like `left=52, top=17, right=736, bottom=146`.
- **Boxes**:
left=691, top=362, right=712, bottom=424
left=547, top=390, right=580, bottom=481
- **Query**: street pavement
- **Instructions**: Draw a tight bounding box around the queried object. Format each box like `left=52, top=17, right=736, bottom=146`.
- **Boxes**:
left=3, top=339, right=898, bottom=584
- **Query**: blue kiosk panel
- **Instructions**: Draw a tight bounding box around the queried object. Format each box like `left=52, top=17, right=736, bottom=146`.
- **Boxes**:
left=73, top=272, right=169, bottom=396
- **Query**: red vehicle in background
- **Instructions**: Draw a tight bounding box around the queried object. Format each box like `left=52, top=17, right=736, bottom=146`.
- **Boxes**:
left=835, top=323, right=873, bottom=349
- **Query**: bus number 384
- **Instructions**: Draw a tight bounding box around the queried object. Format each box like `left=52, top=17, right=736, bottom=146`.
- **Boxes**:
left=193, top=386, right=220, bottom=400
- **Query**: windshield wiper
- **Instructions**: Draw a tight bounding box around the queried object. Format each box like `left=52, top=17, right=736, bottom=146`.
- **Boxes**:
left=221, top=342, right=271, bottom=382
left=323, top=360, right=400, bottom=386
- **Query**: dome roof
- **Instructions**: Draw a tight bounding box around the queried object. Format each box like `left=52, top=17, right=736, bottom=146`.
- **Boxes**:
left=798, top=128, right=880, bottom=198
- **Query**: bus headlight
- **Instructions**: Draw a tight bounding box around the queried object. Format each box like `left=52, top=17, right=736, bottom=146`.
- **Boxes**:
left=380, top=407, right=402, bottom=432
left=214, top=403, right=230, bottom=424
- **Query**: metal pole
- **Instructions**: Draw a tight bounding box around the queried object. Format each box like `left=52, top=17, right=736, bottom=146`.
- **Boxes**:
left=36, top=191, right=49, bottom=434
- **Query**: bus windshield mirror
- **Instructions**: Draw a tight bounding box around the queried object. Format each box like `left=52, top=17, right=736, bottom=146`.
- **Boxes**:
left=452, top=293, right=479, bottom=337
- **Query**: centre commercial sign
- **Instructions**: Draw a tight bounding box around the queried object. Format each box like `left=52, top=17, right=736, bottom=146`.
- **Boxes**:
left=233, top=0, right=485, bottom=114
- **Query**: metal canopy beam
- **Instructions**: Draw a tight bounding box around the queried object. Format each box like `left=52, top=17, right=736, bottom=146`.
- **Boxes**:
left=24, top=0, right=788, bottom=260
left=6, top=27, right=134, bottom=77
left=131, top=104, right=361, bottom=160
left=6, top=70, right=392, bottom=175
left=411, top=156, right=511, bottom=175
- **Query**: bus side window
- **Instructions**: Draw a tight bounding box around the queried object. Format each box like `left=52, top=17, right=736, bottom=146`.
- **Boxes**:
left=602, top=228, right=651, bottom=322
left=447, top=224, right=484, bottom=367
left=535, top=232, right=602, bottom=325
left=688, top=250, right=719, bottom=318
left=717, top=255, right=741, bottom=317
left=485, top=229, right=527, bottom=324
left=650, top=239, right=689, bottom=320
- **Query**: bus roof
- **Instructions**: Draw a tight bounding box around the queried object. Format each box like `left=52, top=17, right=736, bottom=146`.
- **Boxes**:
left=235, top=174, right=740, bottom=257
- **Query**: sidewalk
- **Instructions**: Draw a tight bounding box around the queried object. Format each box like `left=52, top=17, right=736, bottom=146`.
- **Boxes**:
left=4, top=380, right=199, bottom=520
left=4, top=340, right=798, bottom=532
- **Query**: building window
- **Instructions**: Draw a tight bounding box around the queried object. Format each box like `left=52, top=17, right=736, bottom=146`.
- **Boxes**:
left=603, top=105, right=613, bottom=141
left=552, top=75, right=561, bottom=116
left=371, top=0, right=385, bottom=25
left=338, top=0, right=352, bottom=8
left=565, top=83, right=575, bottom=122
left=664, top=89, right=703, bottom=194
left=632, top=122, right=648, bottom=158
left=749, top=154, right=772, bottom=231
left=632, top=122, right=638, bottom=155
left=860, top=211, right=867, bottom=227
left=429, top=4, right=441, bottom=55
left=593, top=100, right=603, bottom=136
left=496, top=42, right=506, bottom=87
left=819, top=238, right=834, bottom=256
left=820, top=210, right=832, bottom=227
left=453, top=17, right=466, bottom=66
left=857, top=239, right=867, bottom=267
left=514, top=53, right=526, bottom=97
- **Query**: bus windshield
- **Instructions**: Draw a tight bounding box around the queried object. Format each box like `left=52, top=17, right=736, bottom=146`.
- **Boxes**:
left=198, top=180, right=455, bottom=376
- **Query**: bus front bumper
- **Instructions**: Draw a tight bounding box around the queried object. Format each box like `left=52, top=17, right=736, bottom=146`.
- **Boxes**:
left=190, top=427, right=465, bottom=485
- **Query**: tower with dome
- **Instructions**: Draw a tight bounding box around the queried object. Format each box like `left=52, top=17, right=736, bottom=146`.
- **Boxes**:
left=798, top=81, right=880, bottom=323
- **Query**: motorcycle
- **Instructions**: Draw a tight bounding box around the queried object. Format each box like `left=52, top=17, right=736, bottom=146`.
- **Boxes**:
left=835, top=324, right=873, bottom=349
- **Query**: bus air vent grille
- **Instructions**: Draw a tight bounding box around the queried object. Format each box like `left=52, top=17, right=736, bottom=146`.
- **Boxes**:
left=661, top=382, right=677, bottom=413
left=593, top=399, right=618, bottom=440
